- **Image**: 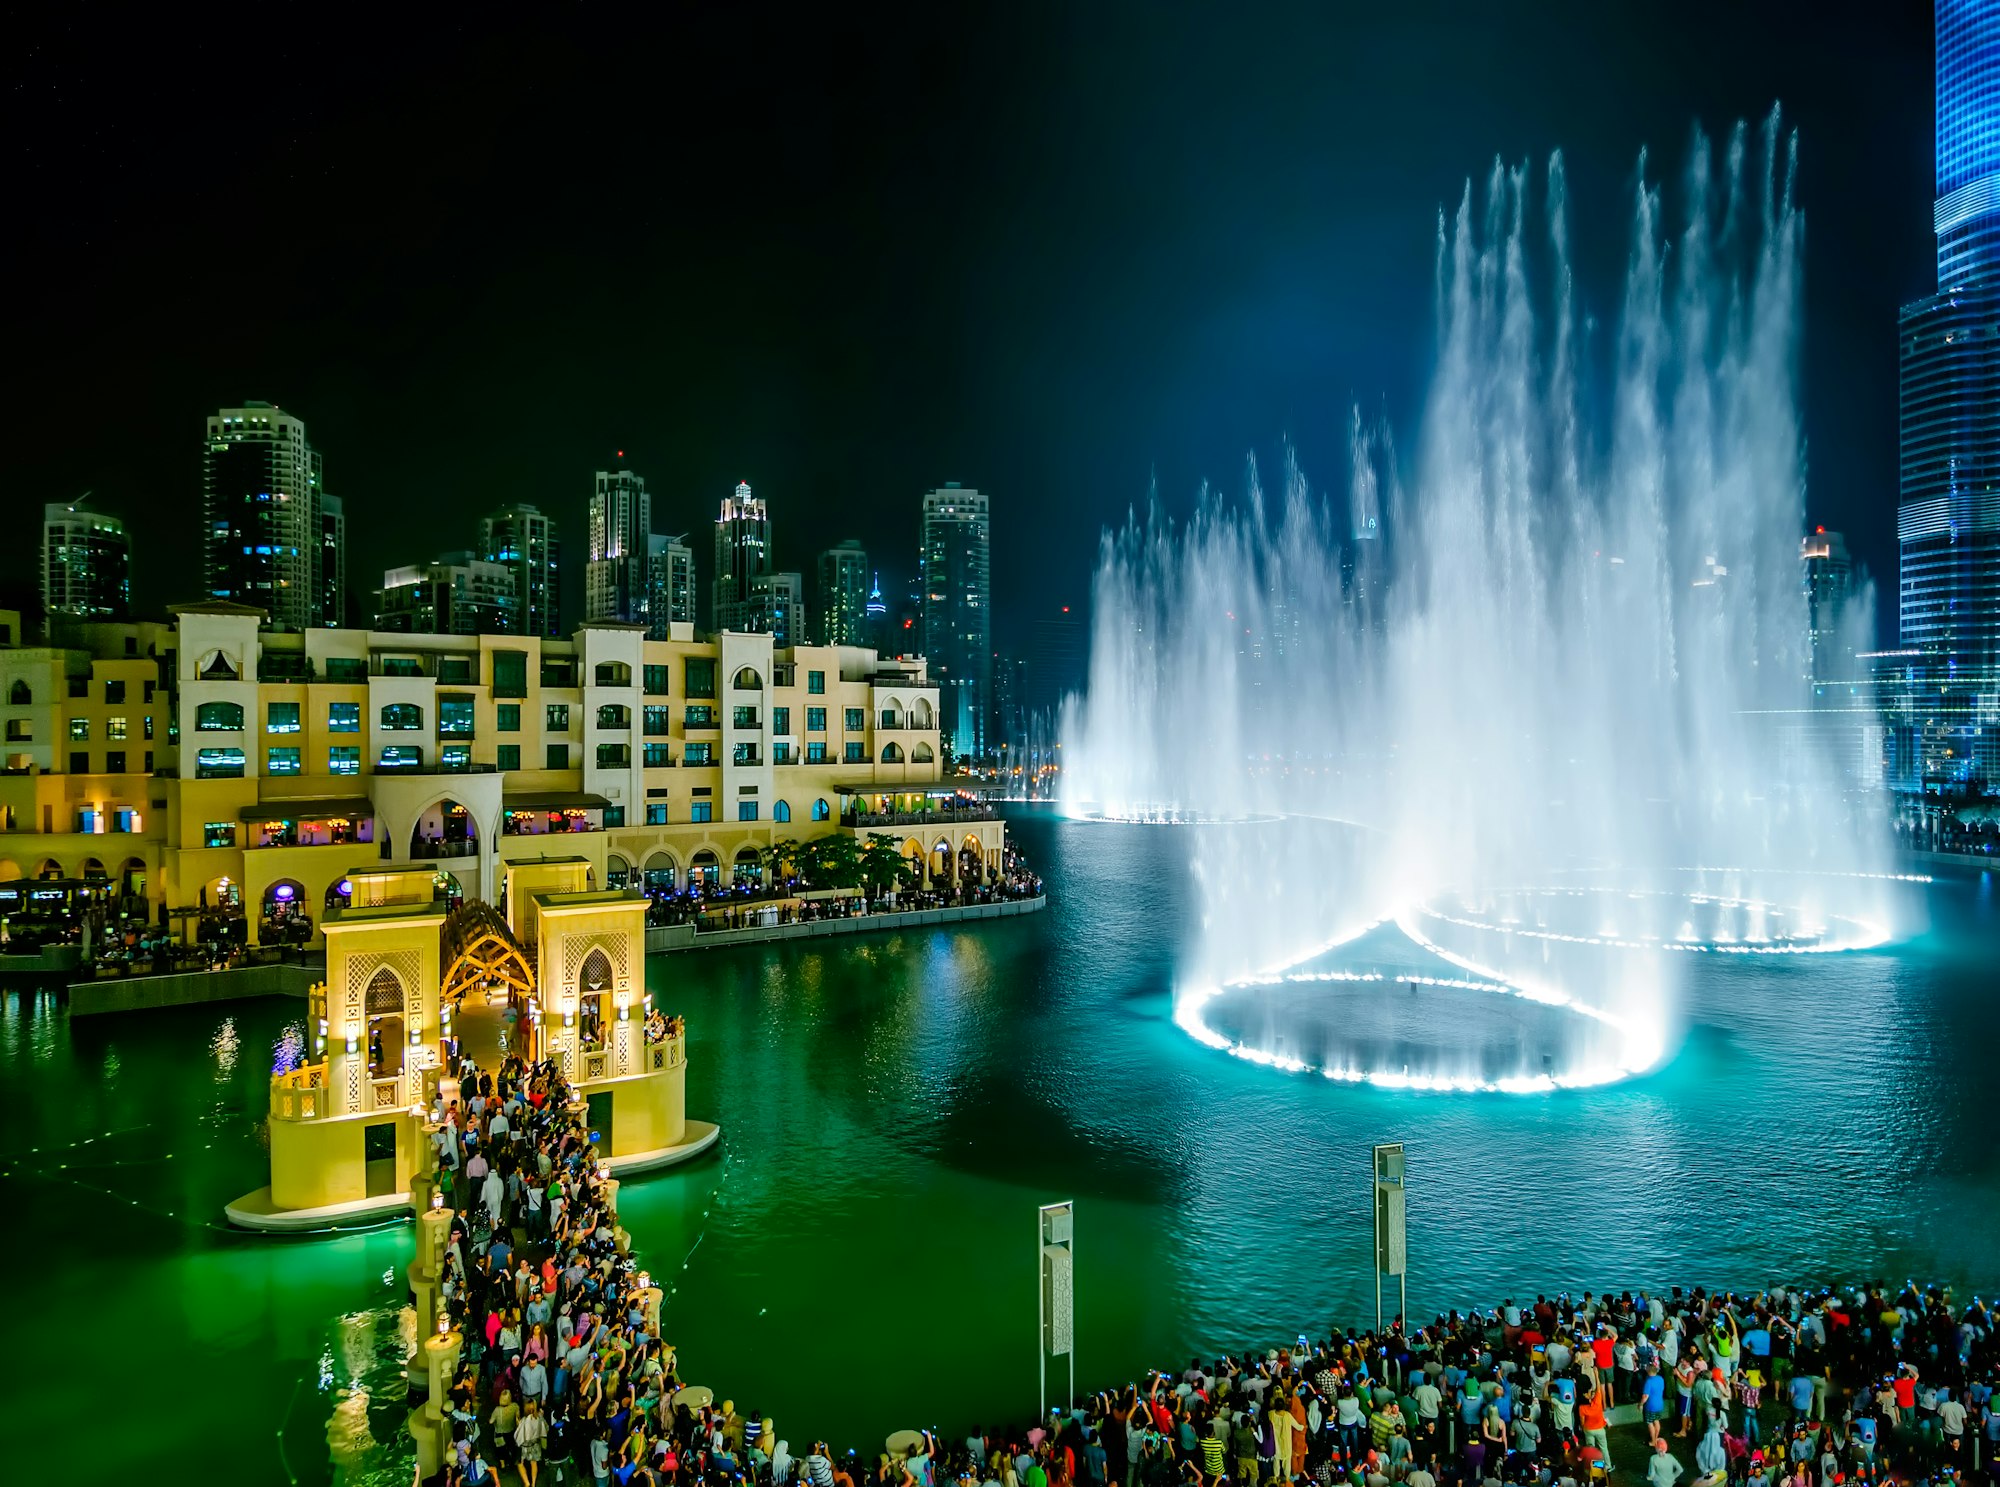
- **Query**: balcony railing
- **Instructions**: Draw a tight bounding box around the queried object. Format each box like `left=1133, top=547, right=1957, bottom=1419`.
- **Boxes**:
left=846, top=803, right=1000, bottom=827
left=269, top=1062, right=432, bottom=1121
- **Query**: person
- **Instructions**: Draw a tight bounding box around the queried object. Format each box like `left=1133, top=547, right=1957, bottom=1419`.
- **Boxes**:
left=1643, top=1363, right=1670, bottom=1443
left=1579, top=1384, right=1610, bottom=1471
left=1646, top=1439, right=1684, bottom=1487
left=515, top=1399, right=547, bottom=1487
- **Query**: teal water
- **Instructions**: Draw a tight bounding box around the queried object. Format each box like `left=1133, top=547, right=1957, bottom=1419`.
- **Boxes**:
left=4, top=808, right=1996, bottom=1484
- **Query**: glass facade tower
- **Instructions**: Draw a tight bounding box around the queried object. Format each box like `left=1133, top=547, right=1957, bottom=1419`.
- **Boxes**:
left=921, top=483, right=992, bottom=760
left=1898, top=2, right=2000, bottom=677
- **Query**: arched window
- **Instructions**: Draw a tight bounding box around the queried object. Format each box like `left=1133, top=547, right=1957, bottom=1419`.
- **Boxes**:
left=913, top=742, right=935, bottom=763
left=642, top=852, right=677, bottom=892
left=380, top=703, right=423, bottom=731
left=911, top=699, right=935, bottom=729
left=606, top=854, right=632, bottom=890
left=195, top=701, right=244, bottom=732
left=365, top=966, right=405, bottom=1014
left=732, top=667, right=763, bottom=691
left=578, top=947, right=613, bottom=993
left=773, top=800, right=791, bottom=823
left=811, top=798, right=830, bottom=822
left=198, top=651, right=238, bottom=681
left=7, top=680, right=28, bottom=705
left=880, top=742, right=904, bottom=763
left=594, top=661, right=632, bottom=687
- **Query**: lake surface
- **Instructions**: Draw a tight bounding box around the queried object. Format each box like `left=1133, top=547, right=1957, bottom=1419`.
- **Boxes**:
left=4, top=807, right=1996, bottom=1484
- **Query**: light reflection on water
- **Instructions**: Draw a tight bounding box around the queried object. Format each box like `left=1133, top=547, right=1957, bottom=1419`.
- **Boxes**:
left=1, top=813, right=1995, bottom=1482
left=633, top=811, right=2000, bottom=1452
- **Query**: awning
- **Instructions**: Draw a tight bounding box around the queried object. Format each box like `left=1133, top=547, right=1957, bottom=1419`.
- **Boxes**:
left=503, top=791, right=612, bottom=812
left=239, top=797, right=376, bottom=824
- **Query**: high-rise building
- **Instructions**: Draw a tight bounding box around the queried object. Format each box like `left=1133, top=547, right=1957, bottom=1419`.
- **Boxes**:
left=587, top=468, right=651, bottom=624
left=865, top=572, right=890, bottom=652
left=1898, top=2, right=2000, bottom=674
left=375, top=553, right=520, bottom=635
left=43, top=497, right=132, bottom=621
left=1802, top=528, right=1855, bottom=682
left=815, top=540, right=870, bottom=646
left=1935, top=0, right=2000, bottom=289
left=921, top=483, right=993, bottom=759
left=748, top=570, right=805, bottom=649
left=318, top=493, right=346, bottom=628
left=712, top=482, right=770, bottom=633
left=482, top=503, right=562, bottom=638
left=647, top=534, right=696, bottom=639
left=1027, top=603, right=1087, bottom=719
left=203, top=402, right=338, bottom=629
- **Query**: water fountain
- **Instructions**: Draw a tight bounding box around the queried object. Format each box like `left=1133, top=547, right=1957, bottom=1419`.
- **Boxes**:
left=1060, top=112, right=1895, bottom=1091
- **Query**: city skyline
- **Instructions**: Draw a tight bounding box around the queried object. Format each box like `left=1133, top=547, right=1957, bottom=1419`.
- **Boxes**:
left=6, top=7, right=1937, bottom=653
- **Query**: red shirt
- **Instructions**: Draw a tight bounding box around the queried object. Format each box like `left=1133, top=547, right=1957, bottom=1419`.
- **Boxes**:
left=1592, top=1338, right=1615, bottom=1370
left=1893, top=1377, right=1915, bottom=1410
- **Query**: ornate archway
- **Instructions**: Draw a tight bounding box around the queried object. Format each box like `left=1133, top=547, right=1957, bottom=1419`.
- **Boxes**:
left=440, top=900, right=537, bottom=1011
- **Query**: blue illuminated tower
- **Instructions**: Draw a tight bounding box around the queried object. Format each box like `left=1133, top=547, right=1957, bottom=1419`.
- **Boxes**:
left=1897, top=1, right=2000, bottom=690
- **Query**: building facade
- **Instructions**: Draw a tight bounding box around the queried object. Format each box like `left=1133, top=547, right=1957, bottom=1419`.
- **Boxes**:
left=1803, top=529, right=1856, bottom=683
left=203, top=402, right=340, bottom=630
left=646, top=534, right=696, bottom=638
left=375, top=555, right=521, bottom=636
left=587, top=469, right=651, bottom=625
left=481, top=503, right=562, bottom=639
left=747, top=570, right=805, bottom=649
left=319, top=494, right=347, bottom=628
left=43, top=500, right=132, bottom=622
left=712, top=483, right=770, bottom=634
left=816, top=540, right=870, bottom=646
left=0, top=607, right=997, bottom=943
left=920, top=483, right=993, bottom=760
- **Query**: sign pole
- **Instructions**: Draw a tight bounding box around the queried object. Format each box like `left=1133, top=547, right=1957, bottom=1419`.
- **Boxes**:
left=1038, top=1201, right=1075, bottom=1420
left=1372, top=1143, right=1407, bottom=1336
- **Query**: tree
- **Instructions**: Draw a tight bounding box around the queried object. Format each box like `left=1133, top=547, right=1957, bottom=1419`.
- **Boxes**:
left=859, top=835, right=919, bottom=899
left=795, top=833, right=863, bottom=891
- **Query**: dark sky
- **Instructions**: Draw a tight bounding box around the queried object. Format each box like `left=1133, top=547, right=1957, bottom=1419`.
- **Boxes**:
left=7, top=3, right=1934, bottom=648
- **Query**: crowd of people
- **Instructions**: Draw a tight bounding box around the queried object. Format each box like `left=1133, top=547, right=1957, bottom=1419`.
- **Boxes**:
left=410, top=1058, right=2000, bottom=1487
left=880, top=1288, right=1997, bottom=1487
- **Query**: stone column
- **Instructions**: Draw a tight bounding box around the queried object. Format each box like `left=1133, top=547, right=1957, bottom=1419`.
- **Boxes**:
left=409, top=1326, right=463, bottom=1479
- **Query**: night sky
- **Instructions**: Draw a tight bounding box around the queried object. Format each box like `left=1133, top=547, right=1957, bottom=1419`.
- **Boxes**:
left=8, top=4, right=1935, bottom=648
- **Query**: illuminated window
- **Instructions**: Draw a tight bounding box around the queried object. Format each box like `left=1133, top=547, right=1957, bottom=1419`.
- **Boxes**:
left=327, top=702, right=360, bottom=733
left=267, top=702, right=301, bottom=734
left=267, top=747, right=301, bottom=775
left=69, top=718, right=91, bottom=741
left=195, top=747, right=246, bottom=778
left=329, top=746, right=360, bottom=776
left=108, top=717, right=129, bottom=741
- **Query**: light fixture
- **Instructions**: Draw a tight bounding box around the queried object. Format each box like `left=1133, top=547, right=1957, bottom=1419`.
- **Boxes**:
left=410, top=1023, right=423, bottom=1045
left=431, top=1189, right=444, bottom=1211
left=345, top=1034, right=358, bottom=1054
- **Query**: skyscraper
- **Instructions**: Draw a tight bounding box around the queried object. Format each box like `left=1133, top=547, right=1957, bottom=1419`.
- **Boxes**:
left=921, top=483, right=993, bottom=760
left=1802, top=528, right=1855, bottom=682
left=1027, top=603, right=1086, bottom=719
left=712, top=482, right=769, bottom=632
left=647, top=534, right=696, bottom=638
left=865, top=571, right=890, bottom=652
left=203, top=402, right=337, bottom=629
left=587, top=467, right=651, bottom=624
left=815, top=539, right=870, bottom=646
left=318, top=493, right=346, bottom=627
left=1898, top=1, right=2000, bottom=673
left=42, top=496, right=131, bottom=621
left=748, top=570, right=805, bottom=649
left=482, top=503, right=562, bottom=637
left=375, top=553, right=519, bottom=635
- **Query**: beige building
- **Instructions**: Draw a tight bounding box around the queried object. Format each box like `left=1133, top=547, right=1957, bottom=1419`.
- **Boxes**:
left=1, top=605, right=1005, bottom=942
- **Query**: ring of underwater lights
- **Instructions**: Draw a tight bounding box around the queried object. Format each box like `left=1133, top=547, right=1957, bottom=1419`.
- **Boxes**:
left=1174, top=885, right=1893, bottom=1096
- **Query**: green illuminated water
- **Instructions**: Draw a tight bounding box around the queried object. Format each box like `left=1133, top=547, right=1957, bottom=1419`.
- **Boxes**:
left=5, top=811, right=1997, bottom=1485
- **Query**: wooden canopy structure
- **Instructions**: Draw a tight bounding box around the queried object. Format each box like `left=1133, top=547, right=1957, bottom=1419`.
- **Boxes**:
left=439, top=900, right=536, bottom=1008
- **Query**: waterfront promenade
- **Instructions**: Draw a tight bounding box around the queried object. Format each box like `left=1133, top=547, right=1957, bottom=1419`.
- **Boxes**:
left=418, top=1056, right=2000, bottom=1487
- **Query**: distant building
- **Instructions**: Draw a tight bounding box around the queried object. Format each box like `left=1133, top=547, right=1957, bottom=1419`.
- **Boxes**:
left=713, top=482, right=770, bottom=633
left=921, top=484, right=993, bottom=759
left=1802, top=528, right=1855, bottom=682
left=202, top=402, right=339, bottom=629
left=318, top=493, right=346, bottom=628
left=815, top=540, right=870, bottom=646
left=43, top=497, right=131, bottom=622
left=1027, top=604, right=1086, bottom=719
left=375, top=553, right=519, bottom=635
left=587, top=468, right=651, bottom=625
left=748, top=570, right=805, bottom=650
left=647, top=534, right=696, bottom=639
left=865, top=572, right=890, bottom=652
left=482, top=503, right=562, bottom=638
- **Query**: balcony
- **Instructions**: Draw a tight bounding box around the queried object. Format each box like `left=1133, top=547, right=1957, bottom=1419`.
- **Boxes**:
left=270, top=1061, right=433, bottom=1121
left=731, top=746, right=762, bottom=767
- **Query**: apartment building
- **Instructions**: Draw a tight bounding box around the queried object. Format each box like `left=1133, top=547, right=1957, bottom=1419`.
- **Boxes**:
left=1, top=605, right=1000, bottom=943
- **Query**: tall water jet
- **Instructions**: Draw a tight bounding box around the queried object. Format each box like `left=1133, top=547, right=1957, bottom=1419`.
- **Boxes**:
left=1060, top=112, right=1893, bottom=1091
